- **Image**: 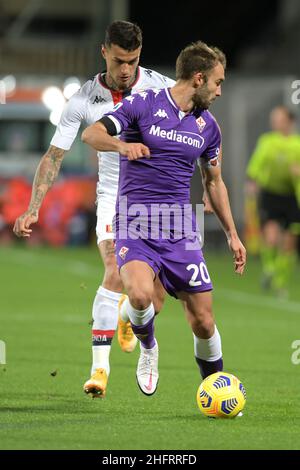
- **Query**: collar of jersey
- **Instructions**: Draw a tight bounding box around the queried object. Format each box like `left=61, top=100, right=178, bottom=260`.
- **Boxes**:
left=165, top=87, right=192, bottom=120
left=165, top=87, right=179, bottom=111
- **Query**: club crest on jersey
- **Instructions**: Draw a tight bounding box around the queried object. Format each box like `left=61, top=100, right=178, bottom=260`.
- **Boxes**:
left=196, top=116, right=206, bottom=133
left=119, top=246, right=129, bottom=260
left=106, top=224, right=113, bottom=233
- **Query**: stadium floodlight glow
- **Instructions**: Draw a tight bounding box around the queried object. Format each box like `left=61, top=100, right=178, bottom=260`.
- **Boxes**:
left=2, top=75, right=16, bottom=95
left=49, top=107, right=64, bottom=126
left=63, top=77, right=81, bottom=99
left=0, top=81, right=5, bottom=104
left=42, top=86, right=65, bottom=111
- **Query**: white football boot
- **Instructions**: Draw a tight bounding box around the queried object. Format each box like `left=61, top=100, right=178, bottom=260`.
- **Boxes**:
left=136, top=340, right=159, bottom=396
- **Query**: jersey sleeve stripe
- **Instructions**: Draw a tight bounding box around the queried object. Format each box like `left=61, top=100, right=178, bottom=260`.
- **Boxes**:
left=102, top=115, right=122, bottom=135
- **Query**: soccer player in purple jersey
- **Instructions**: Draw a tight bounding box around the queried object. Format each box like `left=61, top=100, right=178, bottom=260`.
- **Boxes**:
left=82, top=41, right=246, bottom=396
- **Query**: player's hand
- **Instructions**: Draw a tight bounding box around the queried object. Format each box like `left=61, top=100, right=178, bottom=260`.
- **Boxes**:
left=118, top=142, right=150, bottom=160
left=13, top=211, right=38, bottom=238
left=227, top=236, right=246, bottom=275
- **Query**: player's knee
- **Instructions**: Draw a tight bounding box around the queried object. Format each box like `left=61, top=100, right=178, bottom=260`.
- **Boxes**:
left=202, top=318, right=215, bottom=336
left=197, top=316, right=215, bottom=337
left=127, top=286, right=153, bottom=310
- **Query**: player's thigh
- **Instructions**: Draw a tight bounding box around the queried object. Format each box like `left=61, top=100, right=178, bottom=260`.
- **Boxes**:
left=153, top=276, right=166, bottom=313
left=120, top=260, right=155, bottom=300
left=98, top=239, right=117, bottom=270
left=115, top=237, right=160, bottom=302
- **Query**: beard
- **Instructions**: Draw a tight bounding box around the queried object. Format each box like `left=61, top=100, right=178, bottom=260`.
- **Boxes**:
left=192, top=84, right=213, bottom=109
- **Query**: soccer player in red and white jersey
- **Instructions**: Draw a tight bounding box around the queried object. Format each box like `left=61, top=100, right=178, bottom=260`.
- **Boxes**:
left=13, top=21, right=175, bottom=398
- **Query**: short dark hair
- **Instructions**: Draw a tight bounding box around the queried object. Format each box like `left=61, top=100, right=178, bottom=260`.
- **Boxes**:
left=176, top=41, right=226, bottom=80
left=104, top=21, right=142, bottom=51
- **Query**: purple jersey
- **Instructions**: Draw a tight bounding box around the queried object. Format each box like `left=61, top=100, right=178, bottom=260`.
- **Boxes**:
left=105, top=88, right=221, bottom=208
left=104, top=88, right=219, bottom=297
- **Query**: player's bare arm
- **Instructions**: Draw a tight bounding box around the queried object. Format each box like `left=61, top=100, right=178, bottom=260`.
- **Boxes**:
left=202, top=160, right=246, bottom=275
left=81, top=122, right=150, bottom=160
left=13, top=145, right=65, bottom=238
left=200, top=166, right=213, bottom=214
left=200, top=145, right=223, bottom=214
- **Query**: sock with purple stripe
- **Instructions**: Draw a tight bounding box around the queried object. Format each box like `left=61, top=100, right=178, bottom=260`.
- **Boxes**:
left=195, top=357, right=223, bottom=379
left=126, top=300, right=156, bottom=349
left=193, top=326, right=223, bottom=379
left=131, top=316, right=156, bottom=349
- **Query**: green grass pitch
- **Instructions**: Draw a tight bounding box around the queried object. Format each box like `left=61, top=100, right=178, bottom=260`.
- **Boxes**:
left=0, top=244, right=300, bottom=450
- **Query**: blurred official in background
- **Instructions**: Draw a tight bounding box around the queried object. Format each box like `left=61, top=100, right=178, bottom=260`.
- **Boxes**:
left=246, top=106, right=300, bottom=297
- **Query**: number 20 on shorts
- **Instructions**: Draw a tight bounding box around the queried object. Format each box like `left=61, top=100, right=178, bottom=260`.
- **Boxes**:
left=186, top=262, right=211, bottom=286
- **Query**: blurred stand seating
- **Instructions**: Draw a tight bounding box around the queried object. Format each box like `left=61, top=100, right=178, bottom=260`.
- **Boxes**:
left=0, top=175, right=97, bottom=246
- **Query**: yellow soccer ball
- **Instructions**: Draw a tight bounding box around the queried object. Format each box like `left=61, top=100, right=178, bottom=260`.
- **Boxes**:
left=197, top=372, right=246, bottom=418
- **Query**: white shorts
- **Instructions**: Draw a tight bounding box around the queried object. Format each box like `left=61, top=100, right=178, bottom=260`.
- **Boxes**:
left=96, top=189, right=117, bottom=245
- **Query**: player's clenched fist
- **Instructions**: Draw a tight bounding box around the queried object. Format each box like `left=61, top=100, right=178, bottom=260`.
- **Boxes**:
left=117, top=142, right=150, bottom=160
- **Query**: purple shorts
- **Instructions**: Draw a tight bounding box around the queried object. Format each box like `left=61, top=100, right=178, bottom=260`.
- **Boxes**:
left=116, top=236, right=213, bottom=298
